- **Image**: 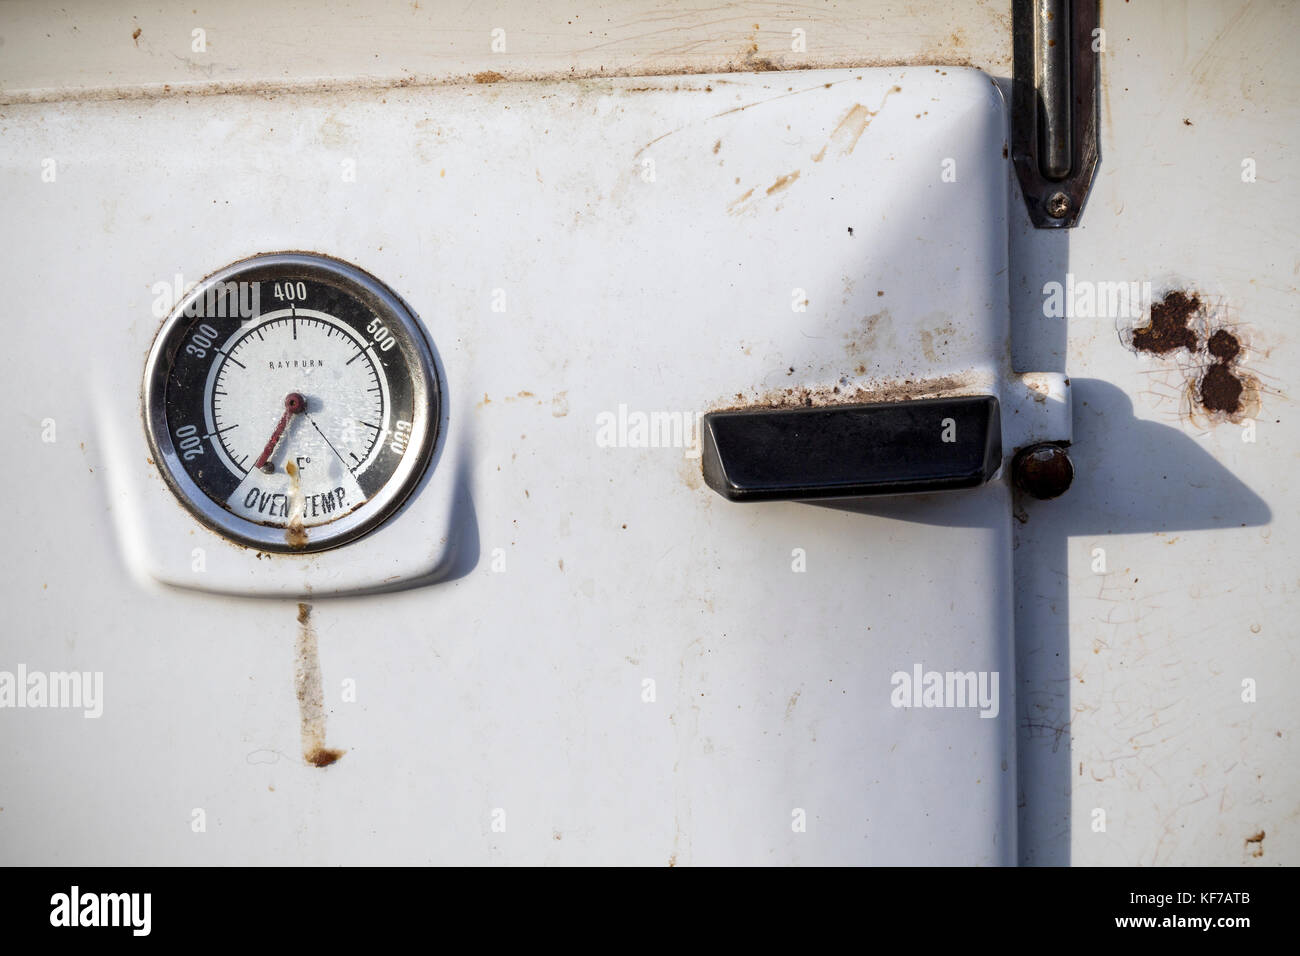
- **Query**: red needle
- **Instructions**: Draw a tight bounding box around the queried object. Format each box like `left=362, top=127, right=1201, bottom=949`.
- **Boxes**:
left=253, top=392, right=306, bottom=473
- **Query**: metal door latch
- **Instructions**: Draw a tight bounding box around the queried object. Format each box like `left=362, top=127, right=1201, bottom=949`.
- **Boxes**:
left=1012, top=0, right=1101, bottom=228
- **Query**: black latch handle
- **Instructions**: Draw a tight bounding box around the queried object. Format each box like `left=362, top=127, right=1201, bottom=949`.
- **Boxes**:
left=701, top=396, right=1002, bottom=502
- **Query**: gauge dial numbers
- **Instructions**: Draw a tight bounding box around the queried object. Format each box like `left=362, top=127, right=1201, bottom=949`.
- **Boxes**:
left=144, top=254, right=440, bottom=553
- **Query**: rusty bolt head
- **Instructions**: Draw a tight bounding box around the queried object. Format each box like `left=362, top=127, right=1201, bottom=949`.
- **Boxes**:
left=1045, top=192, right=1071, bottom=220
left=1012, top=443, right=1074, bottom=500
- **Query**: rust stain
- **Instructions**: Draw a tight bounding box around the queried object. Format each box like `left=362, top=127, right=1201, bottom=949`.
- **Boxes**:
left=1245, top=830, right=1265, bottom=858
left=296, top=603, right=344, bottom=769
left=1207, top=328, right=1241, bottom=362
left=1131, top=291, right=1200, bottom=355
left=131, top=27, right=142, bottom=47
left=1200, top=362, right=1243, bottom=412
left=1125, top=289, right=1261, bottom=423
left=473, top=71, right=505, bottom=84
left=812, top=86, right=901, bottom=163
left=284, top=460, right=308, bottom=549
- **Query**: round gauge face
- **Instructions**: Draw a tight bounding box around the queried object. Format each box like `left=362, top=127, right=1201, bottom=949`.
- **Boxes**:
left=144, top=253, right=440, bottom=553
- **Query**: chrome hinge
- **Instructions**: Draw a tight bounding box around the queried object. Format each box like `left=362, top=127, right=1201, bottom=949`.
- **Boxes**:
left=1012, top=0, right=1101, bottom=228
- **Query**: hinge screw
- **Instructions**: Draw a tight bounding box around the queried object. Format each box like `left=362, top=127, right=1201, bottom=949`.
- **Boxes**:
left=1045, top=192, right=1071, bottom=220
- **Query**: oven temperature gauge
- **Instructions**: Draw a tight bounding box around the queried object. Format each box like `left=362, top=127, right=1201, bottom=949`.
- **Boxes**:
left=143, top=253, right=440, bottom=552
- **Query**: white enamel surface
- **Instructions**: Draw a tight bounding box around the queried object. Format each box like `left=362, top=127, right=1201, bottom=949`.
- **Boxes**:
left=0, top=66, right=1018, bottom=864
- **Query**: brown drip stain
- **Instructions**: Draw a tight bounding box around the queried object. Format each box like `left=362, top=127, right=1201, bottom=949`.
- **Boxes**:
left=296, top=603, right=344, bottom=768
left=284, top=460, right=309, bottom=549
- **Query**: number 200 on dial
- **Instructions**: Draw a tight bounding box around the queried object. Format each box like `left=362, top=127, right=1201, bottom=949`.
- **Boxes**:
left=144, top=253, right=441, bottom=552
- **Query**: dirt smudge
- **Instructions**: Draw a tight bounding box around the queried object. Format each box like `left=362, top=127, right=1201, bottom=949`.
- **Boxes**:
left=765, top=170, right=800, bottom=195
left=726, top=187, right=755, bottom=214
left=711, top=373, right=974, bottom=413
left=785, top=689, right=801, bottom=720
left=812, top=86, right=901, bottom=163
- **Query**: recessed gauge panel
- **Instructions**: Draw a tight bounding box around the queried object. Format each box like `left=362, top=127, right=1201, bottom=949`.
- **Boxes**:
left=144, top=253, right=439, bottom=552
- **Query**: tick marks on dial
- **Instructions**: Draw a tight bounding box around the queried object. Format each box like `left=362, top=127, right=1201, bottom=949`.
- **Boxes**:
left=202, top=423, right=239, bottom=441
left=345, top=343, right=377, bottom=366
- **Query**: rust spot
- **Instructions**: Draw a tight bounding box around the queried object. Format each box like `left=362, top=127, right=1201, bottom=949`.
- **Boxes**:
left=1245, top=830, right=1265, bottom=857
left=1132, top=291, right=1200, bottom=354
left=306, top=747, right=344, bottom=767
left=1200, top=362, right=1244, bottom=413
left=296, top=603, right=345, bottom=769
left=712, top=139, right=721, bottom=154
left=1126, top=289, right=1260, bottom=423
left=131, top=27, right=142, bottom=46
left=473, top=71, right=505, bottom=84
left=1207, top=329, right=1240, bottom=362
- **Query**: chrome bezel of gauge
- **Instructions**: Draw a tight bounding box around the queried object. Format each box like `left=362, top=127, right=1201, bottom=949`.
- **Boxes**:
left=143, top=252, right=440, bottom=553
